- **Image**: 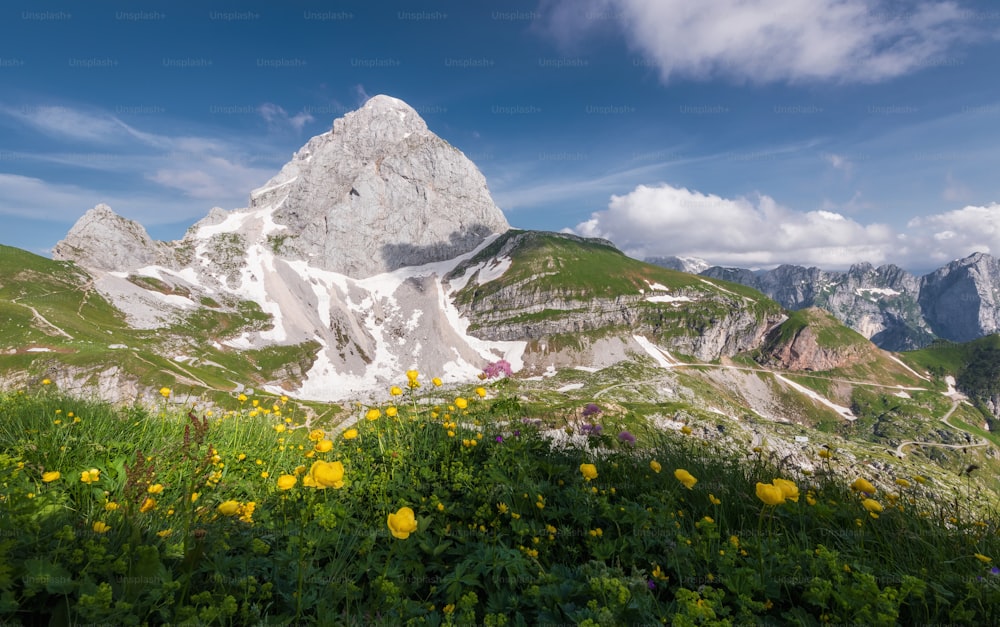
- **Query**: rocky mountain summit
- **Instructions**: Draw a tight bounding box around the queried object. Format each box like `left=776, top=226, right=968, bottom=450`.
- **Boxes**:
left=56, top=95, right=509, bottom=280
left=693, top=254, right=1000, bottom=351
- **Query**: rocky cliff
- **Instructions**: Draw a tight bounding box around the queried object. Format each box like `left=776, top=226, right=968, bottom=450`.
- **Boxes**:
left=757, top=307, right=875, bottom=371
left=694, top=255, right=1000, bottom=350
left=919, top=252, right=1000, bottom=343
left=450, top=231, right=785, bottom=365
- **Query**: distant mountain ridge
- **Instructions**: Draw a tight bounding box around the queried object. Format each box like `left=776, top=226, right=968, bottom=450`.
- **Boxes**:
left=678, top=253, right=1000, bottom=350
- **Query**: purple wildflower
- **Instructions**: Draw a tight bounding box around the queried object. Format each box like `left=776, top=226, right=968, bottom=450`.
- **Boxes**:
left=618, top=430, right=636, bottom=445
left=647, top=579, right=656, bottom=590
left=582, top=403, right=602, bottom=418
left=495, top=435, right=503, bottom=443
left=992, top=567, right=1000, bottom=576
left=580, top=423, right=603, bottom=436
left=513, top=430, right=521, bottom=437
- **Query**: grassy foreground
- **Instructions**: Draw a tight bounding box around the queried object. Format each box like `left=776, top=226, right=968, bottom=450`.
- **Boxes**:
left=1, top=374, right=999, bottom=626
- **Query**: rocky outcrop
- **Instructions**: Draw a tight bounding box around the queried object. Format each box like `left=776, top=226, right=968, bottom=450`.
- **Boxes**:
left=919, top=252, right=1000, bottom=342
left=759, top=309, right=871, bottom=371
left=53, top=204, right=174, bottom=272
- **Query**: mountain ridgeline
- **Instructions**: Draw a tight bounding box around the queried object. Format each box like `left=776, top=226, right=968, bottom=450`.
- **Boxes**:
left=684, top=254, right=1000, bottom=350
left=10, top=95, right=784, bottom=402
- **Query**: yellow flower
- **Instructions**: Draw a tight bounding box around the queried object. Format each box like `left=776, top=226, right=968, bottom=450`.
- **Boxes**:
left=680, top=425, right=692, bottom=435
left=157, top=529, right=173, bottom=538
left=756, top=482, right=785, bottom=506
left=366, top=408, right=381, bottom=421
left=818, top=448, right=832, bottom=459
left=277, top=474, right=297, bottom=490
left=217, top=500, right=241, bottom=516
left=390, top=386, right=403, bottom=396
left=649, top=460, right=662, bottom=474
left=443, top=603, right=455, bottom=614
left=306, top=460, right=345, bottom=489
left=104, top=501, right=120, bottom=512
left=437, top=502, right=445, bottom=512
left=862, top=499, right=883, bottom=514
left=159, top=387, right=171, bottom=398
left=190, top=492, right=200, bottom=503
left=851, top=478, right=876, bottom=494
left=80, top=468, right=100, bottom=484
left=273, top=423, right=286, bottom=433
left=386, top=406, right=398, bottom=418
left=42, top=378, right=51, bottom=385
left=343, top=428, right=358, bottom=440
left=772, top=478, right=799, bottom=503
left=674, top=469, right=697, bottom=490
left=475, top=387, right=486, bottom=398
left=432, top=377, right=443, bottom=386
left=260, top=471, right=269, bottom=479
left=806, top=491, right=817, bottom=506
left=41, top=471, right=61, bottom=483
left=140, top=497, right=157, bottom=513
left=387, top=506, right=418, bottom=539
left=454, top=397, right=468, bottom=409
left=913, top=475, right=926, bottom=484
left=579, top=463, right=598, bottom=481
left=237, top=393, right=248, bottom=403
left=974, top=553, right=992, bottom=564
left=709, top=494, right=721, bottom=505
left=314, top=439, right=333, bottom=453
left=92, top=521, right=111, bottom=534
left=308, top=429, right=325, bottom=442
left=497, top=503, right=509, bottom=514
left=147, top=483, right=164, bottom=494
left=895, top=478, right=911, bottom=488
left=406, top=370, right=421, bottom=388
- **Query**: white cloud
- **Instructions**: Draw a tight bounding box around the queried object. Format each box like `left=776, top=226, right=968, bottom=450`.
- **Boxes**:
left=3, top=105, right=164, bottom=146
left=0, top=172, right=212, bottom=227
left=573, top=183, right=895, bottom=267
left=258, top=103, right=315, bottom=132
left=0, top=103, right=283, bottom=210
left=148, top=155, right=273, bottom=200
left=904, top=203, right=1000, bottom=264
left=573, top=182, right=1000, bottom=269
left=542, top=0, right=973, bottom=83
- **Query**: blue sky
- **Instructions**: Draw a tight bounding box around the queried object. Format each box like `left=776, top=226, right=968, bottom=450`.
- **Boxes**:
left=1, top=0, right=999, bottom=272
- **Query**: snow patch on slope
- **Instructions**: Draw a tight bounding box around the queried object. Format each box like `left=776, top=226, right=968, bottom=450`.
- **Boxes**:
left=773, top=373, right=855, bottom=420
left=633, top=335, right=679, bottom=368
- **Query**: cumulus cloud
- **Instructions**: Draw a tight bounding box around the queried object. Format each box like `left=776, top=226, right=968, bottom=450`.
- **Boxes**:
left=573, top=182, right=1000, bottom=270
left=541, top=0, right=972, bottom=83
left=573, top=183, right=895, bottom=267
left=904, top=203, right=1000, bottom=265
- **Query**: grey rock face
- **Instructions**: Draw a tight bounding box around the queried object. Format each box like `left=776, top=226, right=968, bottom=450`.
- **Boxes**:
left=702, top=261, right=933, bottom=350
left=251, top=94, right=509, bottom=278
left=919, top=252, right=1000, bottom=342
left=53, top=204, right=168, bottom=271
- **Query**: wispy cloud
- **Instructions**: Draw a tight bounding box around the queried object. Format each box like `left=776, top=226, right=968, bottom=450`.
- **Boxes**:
left=0, top=102, right=291, bottom=217
left=542, top=0, right=976, bottom=84
left=258, top=103, right=315, bottom=132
